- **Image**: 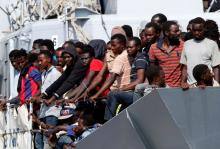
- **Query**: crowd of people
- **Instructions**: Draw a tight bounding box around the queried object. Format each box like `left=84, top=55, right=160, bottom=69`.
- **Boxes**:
left=0, top=13, right=220, bottom=149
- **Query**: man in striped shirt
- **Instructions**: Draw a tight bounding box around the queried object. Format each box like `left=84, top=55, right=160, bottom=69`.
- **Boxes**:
left=149, top=21, right=183, bottom=87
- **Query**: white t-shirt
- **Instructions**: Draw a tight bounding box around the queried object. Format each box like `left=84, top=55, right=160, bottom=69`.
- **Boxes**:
left=40, top=66, right=62, bottom=118
left=180, top=38, right=220, bottom=84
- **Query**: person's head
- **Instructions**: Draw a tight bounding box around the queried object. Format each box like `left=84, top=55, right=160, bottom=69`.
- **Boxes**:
left=55, top=47, right=66, bottom=67
left=62, top=46, right=77, bottom=66
left=110, top=34, right=127, bottom=55
left=139, top=29, right=147, bottom=48
left=32, top=39, right=43, bottom=53
left=122, top=25, right=133, bottom=40
left=80, top=45, right=95, bottom=66
left=127, top=37, right=141, bottom=57
left=9, top=49, right=20, bottom=70
left=40, top=39, right=55, bottom=53
left=106, top=41, right=111, bottom=51
left=75, top=112, right=95, bottom=135
left=143, top=22, right=161, bottom=46
left=111, top=26, right=127, bottom=38
left=88, top=39, right=107, bottom=60
left=75, top=42, right=85, bottom=55
left=162, top=21, right=180, bottom=46
left=187, top=19, right=194, bottom=32
left=191, top=17, right=205, bottom=41
left=204, top=19, right=220, bottom=48
left=193, top=64, right=213, bottom=86
left=38, top=50, right=53, bottom=70
left=28, top=53, right=39, bottom=68
left=16, top=49, right=28, bottom=70
left=146, top=65, right=165, bottom=87
left=151, top=13, right=167, bottom=26
left=62, top=40, right=75, bottom=49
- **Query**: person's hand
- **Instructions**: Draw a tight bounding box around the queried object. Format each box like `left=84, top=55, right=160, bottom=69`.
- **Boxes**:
left=55, top=99, right=65, bottom=106
left=0, top=100, right=6, bottom=111
left=181, top=82, right=190, bottom=90
left=44, top=96, right=55, bottom=106
left=82, top=91, right=89, bottom=100
left=89, top=95, right=98, bottom=103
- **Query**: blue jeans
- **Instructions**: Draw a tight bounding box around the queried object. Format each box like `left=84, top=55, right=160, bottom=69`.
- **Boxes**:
left=56, top=135, right=74, bottom=149
left=35, top=116, right=58, bottom=149
left=133, top=83, right=148, bottom=102
left=104, top=91, right=133, bottom=120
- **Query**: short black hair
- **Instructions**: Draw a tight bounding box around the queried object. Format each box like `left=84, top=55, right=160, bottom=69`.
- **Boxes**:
left=145, top=22, right=161, bottom=34
left=162, top=21, right=178, bottom=36
left=9, top=49, right=19, bottom=59
left=81, top=45, right=95, bottom=57
left=129, top=37, right=142, bottom=47
left=63, top=40, right=75, bottom=48
left=56, top=47, right=64, bottom=51
left=80, top=113, right=95, bottom=127
left=146, top=65, right=163, bottom=84
left=204, top=19, right=220, bottom=48
left=41, top=39, right=54, bottom=52
left=193, top=64, right=209, bottom=82
left=111, top=33, right=127, bottom=46
left=191, top=17, right=205, bottom=26
left=33, top=39, right=43, bottom=45
left=14, top=49, right=27, bottom=59
left=39, top=50, right=53, bottom=60
left=151, top=13, right=167, bottom=24
left=28, top=53, right=38, bottom=64
left=122, top=25, right=133, bottom=38
left=75, top=41, right=85, bottom=49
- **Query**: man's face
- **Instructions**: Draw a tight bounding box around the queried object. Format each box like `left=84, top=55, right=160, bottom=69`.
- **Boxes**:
left=111, top=39, right=125, bottom=55
left=55, top=50, right=65, bottom=67
left=168, top=24, right=180, bottom=39
left=166, top=24, right=180, bottom=45
left=144, top=27, right=157, bottom=44
left=40, top=45, right=49, bottom=51
left=127, top=40, right=139, bottom=56
left=17, top=56, right=27, bottom=70
left=10, top=57, right=19, bottom=71
left=152, top=17, right=161, bottom=26
left=140, top=30, right=147, bottom=47
left=75, top=47, right=83, bottom=55
left=192, top=23, right=205, bottom=40
left=38, top=54, right=50, bottom=70
left=32, top=43, right=40, bottom=51
left=80, top=53, right=92, bottom=66
left=202, top=68, right=213, bottom=86
left=63, top=53, right=73, bottom=66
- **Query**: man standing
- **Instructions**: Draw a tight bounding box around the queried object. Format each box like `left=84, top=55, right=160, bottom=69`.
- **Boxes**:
left=34, top=50, right=62, bottom=149
left=149, top=21, right=183, bottom=87
left=180, top=17, right=220, bottom=88
left=104, top=37, right=148, bottom=120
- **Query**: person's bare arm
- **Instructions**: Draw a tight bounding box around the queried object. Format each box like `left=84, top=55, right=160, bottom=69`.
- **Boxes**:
left=89, top=73, right=117, bottom=101
left=72, top=71, right=98, bottom=101
left=120, top=69, right=145, bottom=91
left=86, top=62, right=107, bottom=93
left=213, top=66, right=219, bottom=83
left=181, top=64, right=189, bottom=89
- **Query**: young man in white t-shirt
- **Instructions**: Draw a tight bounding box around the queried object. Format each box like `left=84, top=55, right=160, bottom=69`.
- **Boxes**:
left=180, top=17, right=220, bottom=89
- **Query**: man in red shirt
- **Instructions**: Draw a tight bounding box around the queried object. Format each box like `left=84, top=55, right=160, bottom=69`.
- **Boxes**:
left=63, top=45, right=105, bottom=103
left=149, top=21, right=183, bottom=87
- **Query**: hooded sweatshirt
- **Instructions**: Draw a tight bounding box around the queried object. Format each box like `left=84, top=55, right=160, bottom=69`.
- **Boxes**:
left=44, top=47, right=88, bottom=98
left=88, top=39, right=107, bottom=60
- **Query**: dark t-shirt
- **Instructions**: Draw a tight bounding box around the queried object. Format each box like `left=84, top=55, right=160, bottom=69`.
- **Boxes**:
left=130, top=52, right=148, bottom=82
